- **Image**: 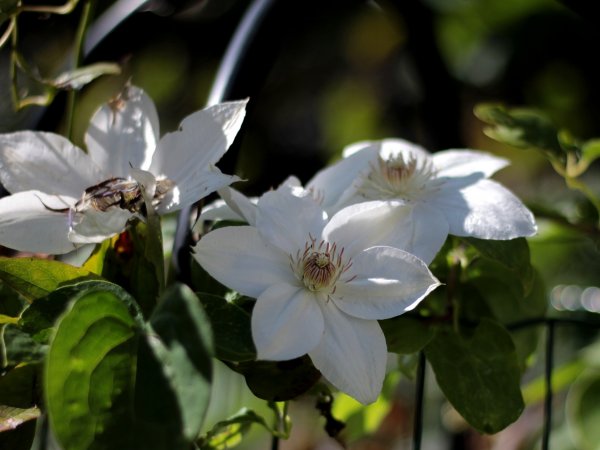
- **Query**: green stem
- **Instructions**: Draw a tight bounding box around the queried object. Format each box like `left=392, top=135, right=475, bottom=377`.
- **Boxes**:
left=65, top=0, right=93, bottom=141
left=17, top=0, right=80, bottom=15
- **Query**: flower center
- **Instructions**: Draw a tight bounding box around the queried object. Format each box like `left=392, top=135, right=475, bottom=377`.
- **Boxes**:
left=356, top=153, right=437, bottom=200
left=292, top=236, right=353, bottom=294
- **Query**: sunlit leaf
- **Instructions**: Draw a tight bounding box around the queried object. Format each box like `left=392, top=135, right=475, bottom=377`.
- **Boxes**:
left=198, top=404, right=290, bottom=449
left=197, top=292, right=255, bottom=362
left=425, top=320, right=524, bottom=433
left=580, top=139, right=600, bottom=170
left=3, top=281, right=143, bottom=366
left=0, top=257, right=99, bottom=302
left=380, top=316, right=435, bottom=354
left=0, top=405, right=39, bottom=450
left=49, top=62, right=121, bottom=90
left=0, top=314, right=18, bottom=324
left=0, top=406, right=40, bottom=432
left=45, top=288, right=141, bottom=450
left=44, top=282, right=214, bottom=449
left=474, top=103, right=563, bottom=158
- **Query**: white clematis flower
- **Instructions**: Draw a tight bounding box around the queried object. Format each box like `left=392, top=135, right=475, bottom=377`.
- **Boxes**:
left=193, top=188, right=440, bottom=404
left=306, top=138, right=537, bottom=263
left=0, top=85, right=247, bottom=254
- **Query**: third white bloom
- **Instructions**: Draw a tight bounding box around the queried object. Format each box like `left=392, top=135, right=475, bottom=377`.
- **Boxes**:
left=193, top=188, right=439, bottom=404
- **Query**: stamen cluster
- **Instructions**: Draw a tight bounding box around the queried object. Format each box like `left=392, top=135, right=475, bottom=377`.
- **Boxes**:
left=356, top=153, right=438, bottom=200
left=292, top=235, right=353, bottom=294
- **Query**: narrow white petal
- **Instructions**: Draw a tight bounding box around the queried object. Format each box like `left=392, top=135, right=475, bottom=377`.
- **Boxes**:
left=0, top=191, right=78, bottom=254
left=85, top=86, right=159, bottom=176
left=69, top=208, right=132, bottom=244
left=430, top=179, right=537, bottom=239
left=192, top=226, right=295, bottom=298
left=156, top=169, right=240, bottom=214
left=334, top=246, right=440, bottom=320
left=217, top=186, right=258, bottom=225
left=324, top=201, right=449, bottom=264
left=252, top=284, right=324, bottom=360
left=433, top=150, right=509, bottom=179
left=256, top=190, right=326, bottom=255
left=307, top=144, right=378, bottom=211
left=0, top=131, right=103, bottom=195
left=309, top=305, right=387, bottom=405
left=149, top=100, right=247, bottom=185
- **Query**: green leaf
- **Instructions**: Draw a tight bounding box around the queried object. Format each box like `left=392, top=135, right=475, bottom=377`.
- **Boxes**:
left=3, top=281, right=143, bottom=366
left=197, top=293, right=256, bottom=362
left=0, top=257, right=99, bottom=302
left=463, top=237, right=534, bottom=294
left=474, top=103, right=563, bottom=158
left=44, top=282, right=214, bottom=450
left=49, top=63, right=121, bottom=90
left=145, top=284, right=214, bottom=441
left=425, top=320, right=524, bottom=433
left=380, top=316, right=435, bottom=354
left=198, top=404, right=290, bottom=449
left=45, top=288, right=141, bottom=450
left=228, top=356, right=322, bottom=402
left=580, top=138, right=600, bottom=170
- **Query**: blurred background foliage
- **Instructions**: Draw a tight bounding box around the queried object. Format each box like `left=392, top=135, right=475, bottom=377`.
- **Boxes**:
left=2, top=0, right=600, bottom=448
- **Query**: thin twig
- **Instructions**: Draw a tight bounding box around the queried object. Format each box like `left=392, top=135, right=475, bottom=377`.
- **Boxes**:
left=65, top=0, right=93, bottom=141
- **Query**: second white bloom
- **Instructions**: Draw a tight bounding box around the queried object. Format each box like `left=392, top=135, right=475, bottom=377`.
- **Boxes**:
left=193, top=189, right=439, bottom=404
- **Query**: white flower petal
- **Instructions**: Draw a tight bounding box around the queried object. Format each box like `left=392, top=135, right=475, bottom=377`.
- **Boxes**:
left=216, top=186, right=258, bottom=225
left=157, top=169, right=240, bottom=214
left=334, top=246, right=439, bottom=320
left=433, top=150, right=509, bottom=179
left=430, top=178, right=537, bottom=239
left=149, top=100, right=247, bottom=185
left=256, top=190, right=327, bottom=254
left=309, top=305, right=387, bottom=404
left=0, top=191, right=78, bottom=254
left=0, top=131, right=103, bottom=196
left=192, top=226, right=295, bottom=298
left=85, top=86, right=159, bottom=176
left=252, top=284, right=324, bottom=361
left=307, top=144, right=378, bottom=211
left=324, top=200, right=449, bottom=264
left=69, top=208, right=133, bottom=244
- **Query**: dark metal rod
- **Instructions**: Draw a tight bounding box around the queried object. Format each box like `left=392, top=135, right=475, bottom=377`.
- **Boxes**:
left=271, top=435, right=279, bottom=450
left=413, top=351, right=426, bottom=450
left=172, top=0, right=276, bottom=277
left=542, top=319, right=555, bottom=450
